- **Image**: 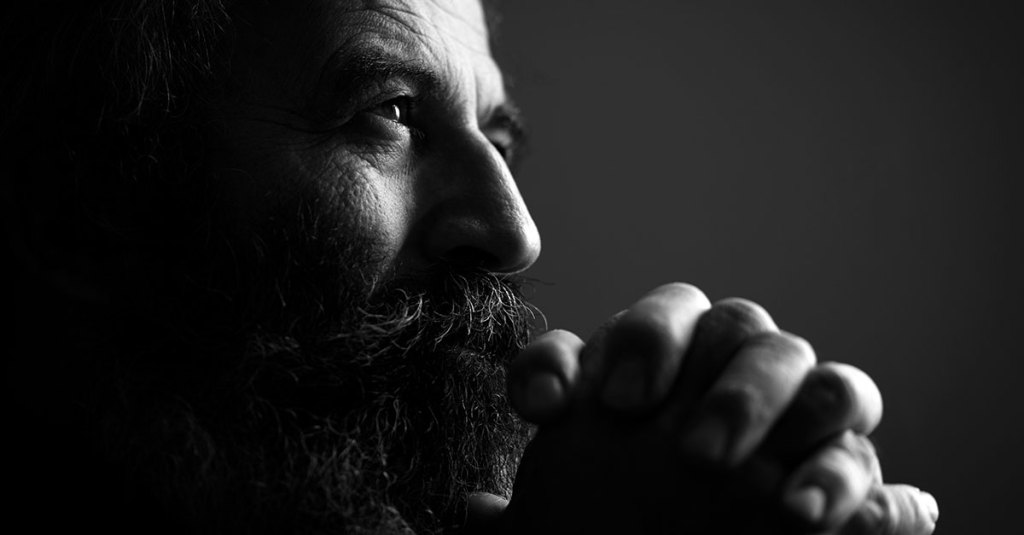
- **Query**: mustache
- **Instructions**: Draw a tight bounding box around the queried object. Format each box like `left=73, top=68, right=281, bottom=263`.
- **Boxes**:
left=241, top=268, right=542, bottom=415
left=340, top=269, right=542, bottom=359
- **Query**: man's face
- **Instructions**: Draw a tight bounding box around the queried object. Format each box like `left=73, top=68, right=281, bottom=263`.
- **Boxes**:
left=212, top=0, right=539, bottom=286
left=102, top=1, right=542, bottom=533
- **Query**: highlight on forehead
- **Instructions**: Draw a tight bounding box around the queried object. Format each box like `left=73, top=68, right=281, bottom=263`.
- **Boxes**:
left=359, top=0, right=494, bottom=52
left=315, top=1, right=510, bottom=92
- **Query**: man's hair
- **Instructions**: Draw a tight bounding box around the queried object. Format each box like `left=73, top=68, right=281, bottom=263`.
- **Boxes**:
left=4, top=2, right=237, bottom=509
left=2, top=0, right=503, bottom=281
left=4, top=3, right=530, bottom=533
left=2, top=0, right=233, bottom=290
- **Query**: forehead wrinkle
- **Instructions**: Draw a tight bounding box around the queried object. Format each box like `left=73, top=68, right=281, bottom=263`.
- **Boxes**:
left=348, top=0, right=495, bottom=76
left=326, top=2, right=443, bottom=70
left=316, top=34, right=460, bottom=119
left=374, top=4, right=431, bottom=40
left=318, top=0, right=507, bottom=126
left=426, top=0, right=489, bottom=44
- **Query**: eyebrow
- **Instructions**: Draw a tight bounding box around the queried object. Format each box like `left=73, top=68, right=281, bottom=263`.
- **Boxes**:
left=317, top=46, right=529, bottom=160
left=318, top=48, right=446, bottom=107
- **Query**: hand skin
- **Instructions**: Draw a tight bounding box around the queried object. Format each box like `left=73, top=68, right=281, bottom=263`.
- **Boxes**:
left=464, top=283, right=938, bottom=534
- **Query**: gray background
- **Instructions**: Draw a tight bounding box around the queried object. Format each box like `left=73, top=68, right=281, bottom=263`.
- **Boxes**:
left=494, top=1, right=1023, bottom=533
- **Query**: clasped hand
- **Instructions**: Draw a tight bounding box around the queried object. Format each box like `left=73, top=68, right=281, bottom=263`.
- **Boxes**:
left=469, top=283, right=938, bottom=534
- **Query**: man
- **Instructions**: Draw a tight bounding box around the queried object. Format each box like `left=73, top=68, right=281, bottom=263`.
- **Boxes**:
left=2, top=0, right=937, bottom=533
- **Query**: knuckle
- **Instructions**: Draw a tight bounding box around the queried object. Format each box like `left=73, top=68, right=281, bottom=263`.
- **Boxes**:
left=617, top=306, right=677, bottom=344
left=705, top=297, right=778, bottom=333
left=611, top=284, right=709, bottom=356
left=738, top=331, right=818, bottom=373
left=709, top=382, right=770, bottom=429
left=656, top=281, right=708, bottom=302
left=870, top=488, right=905, bottom=535
left=769, top=331, right=818, bottom=367
left=642, top=282, right=711, bottom=321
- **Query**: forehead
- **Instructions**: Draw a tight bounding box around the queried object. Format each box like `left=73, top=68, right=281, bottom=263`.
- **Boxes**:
left=335, top=0, right=491, bottom=52
left=238, top=0, right=503, bottom=108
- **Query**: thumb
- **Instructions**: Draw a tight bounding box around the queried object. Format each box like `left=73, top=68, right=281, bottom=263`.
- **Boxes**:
left=461, top=492, right=508, bottom=533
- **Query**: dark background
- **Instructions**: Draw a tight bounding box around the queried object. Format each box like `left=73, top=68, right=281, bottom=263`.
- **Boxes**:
left=494, top=1, right=1023, bottom=533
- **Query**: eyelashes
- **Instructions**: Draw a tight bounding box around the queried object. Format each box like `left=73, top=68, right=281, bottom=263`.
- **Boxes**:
left=347, top=94, right=423, bottom=145
left=342, top=94, right=517, bottom=165
left=363, top=96, right=413, bottom=126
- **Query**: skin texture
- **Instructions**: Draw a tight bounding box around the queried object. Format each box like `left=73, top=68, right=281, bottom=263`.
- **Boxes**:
left=2, top=0, right=938, bottom=532
left=212, top=1, right=938, bottom=533
left=211, top=0, right=540, bottom=281
left=502, top=284, right=937, bottom=534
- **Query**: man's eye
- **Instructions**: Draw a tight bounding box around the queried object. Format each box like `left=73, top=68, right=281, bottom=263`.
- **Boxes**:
left=366, top=97, right=411, bottom=125
left=487, top=130, right=515, bottom=162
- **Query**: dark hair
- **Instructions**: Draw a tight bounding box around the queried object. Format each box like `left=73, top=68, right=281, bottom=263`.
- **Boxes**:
left=3, top=5, right=237, bottom=530
left=2, top=0, right=233, bottom=292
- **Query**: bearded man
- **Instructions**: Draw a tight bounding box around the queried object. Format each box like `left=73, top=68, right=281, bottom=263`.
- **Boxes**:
left=3, top=1, right=938, bottom=533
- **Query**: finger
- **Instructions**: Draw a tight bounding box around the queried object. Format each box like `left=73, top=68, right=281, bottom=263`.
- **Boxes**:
left=838, top=484, right=939, bottom=535
left=764, top=362, right=884, bottom=464
left=509, top=329, right=584, bottom=424
left=595, top=282, right=711, bottom=412
left=781, top=431, right=878, bottom=531
left=679, top=331, right=817, bottom=465
left=673, top=297, right=780, bottom=415
left=462, top=492, right=509, bottom=533
left=576, top=309, right=627, bottom=383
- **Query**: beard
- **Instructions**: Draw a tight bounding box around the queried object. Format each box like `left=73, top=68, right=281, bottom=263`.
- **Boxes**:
left=85, top=192, right=538, bottom=534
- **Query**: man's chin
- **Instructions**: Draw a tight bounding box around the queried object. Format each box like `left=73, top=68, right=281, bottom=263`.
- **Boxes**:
left=145, top=346, right=529, bottom=534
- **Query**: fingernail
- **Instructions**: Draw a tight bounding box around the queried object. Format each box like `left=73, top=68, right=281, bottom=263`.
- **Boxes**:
left=525, top=373, right=564, bottom=414
left=679, top=415, right=730, bottom=463
left=784, top=485, right=828, bottom=524
left=601, top=358, right=648, bottom=409
left=920, top=490, right=939, bottom=523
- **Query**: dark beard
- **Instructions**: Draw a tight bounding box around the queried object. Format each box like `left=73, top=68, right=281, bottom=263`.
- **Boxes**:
left=74, top=185, right=544, bottom=532
left=97, top=268, right=536, bottom=528
left=5, top=155, right=539, bottom=533
left=103, top=268, right=537, bottom=535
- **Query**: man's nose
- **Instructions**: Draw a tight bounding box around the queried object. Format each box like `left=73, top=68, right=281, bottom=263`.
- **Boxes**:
left=412, top=131, right=541, bottom=274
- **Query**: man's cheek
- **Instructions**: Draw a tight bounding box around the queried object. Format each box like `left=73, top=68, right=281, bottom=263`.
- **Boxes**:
left=317, top=151, right=414, bottom=271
